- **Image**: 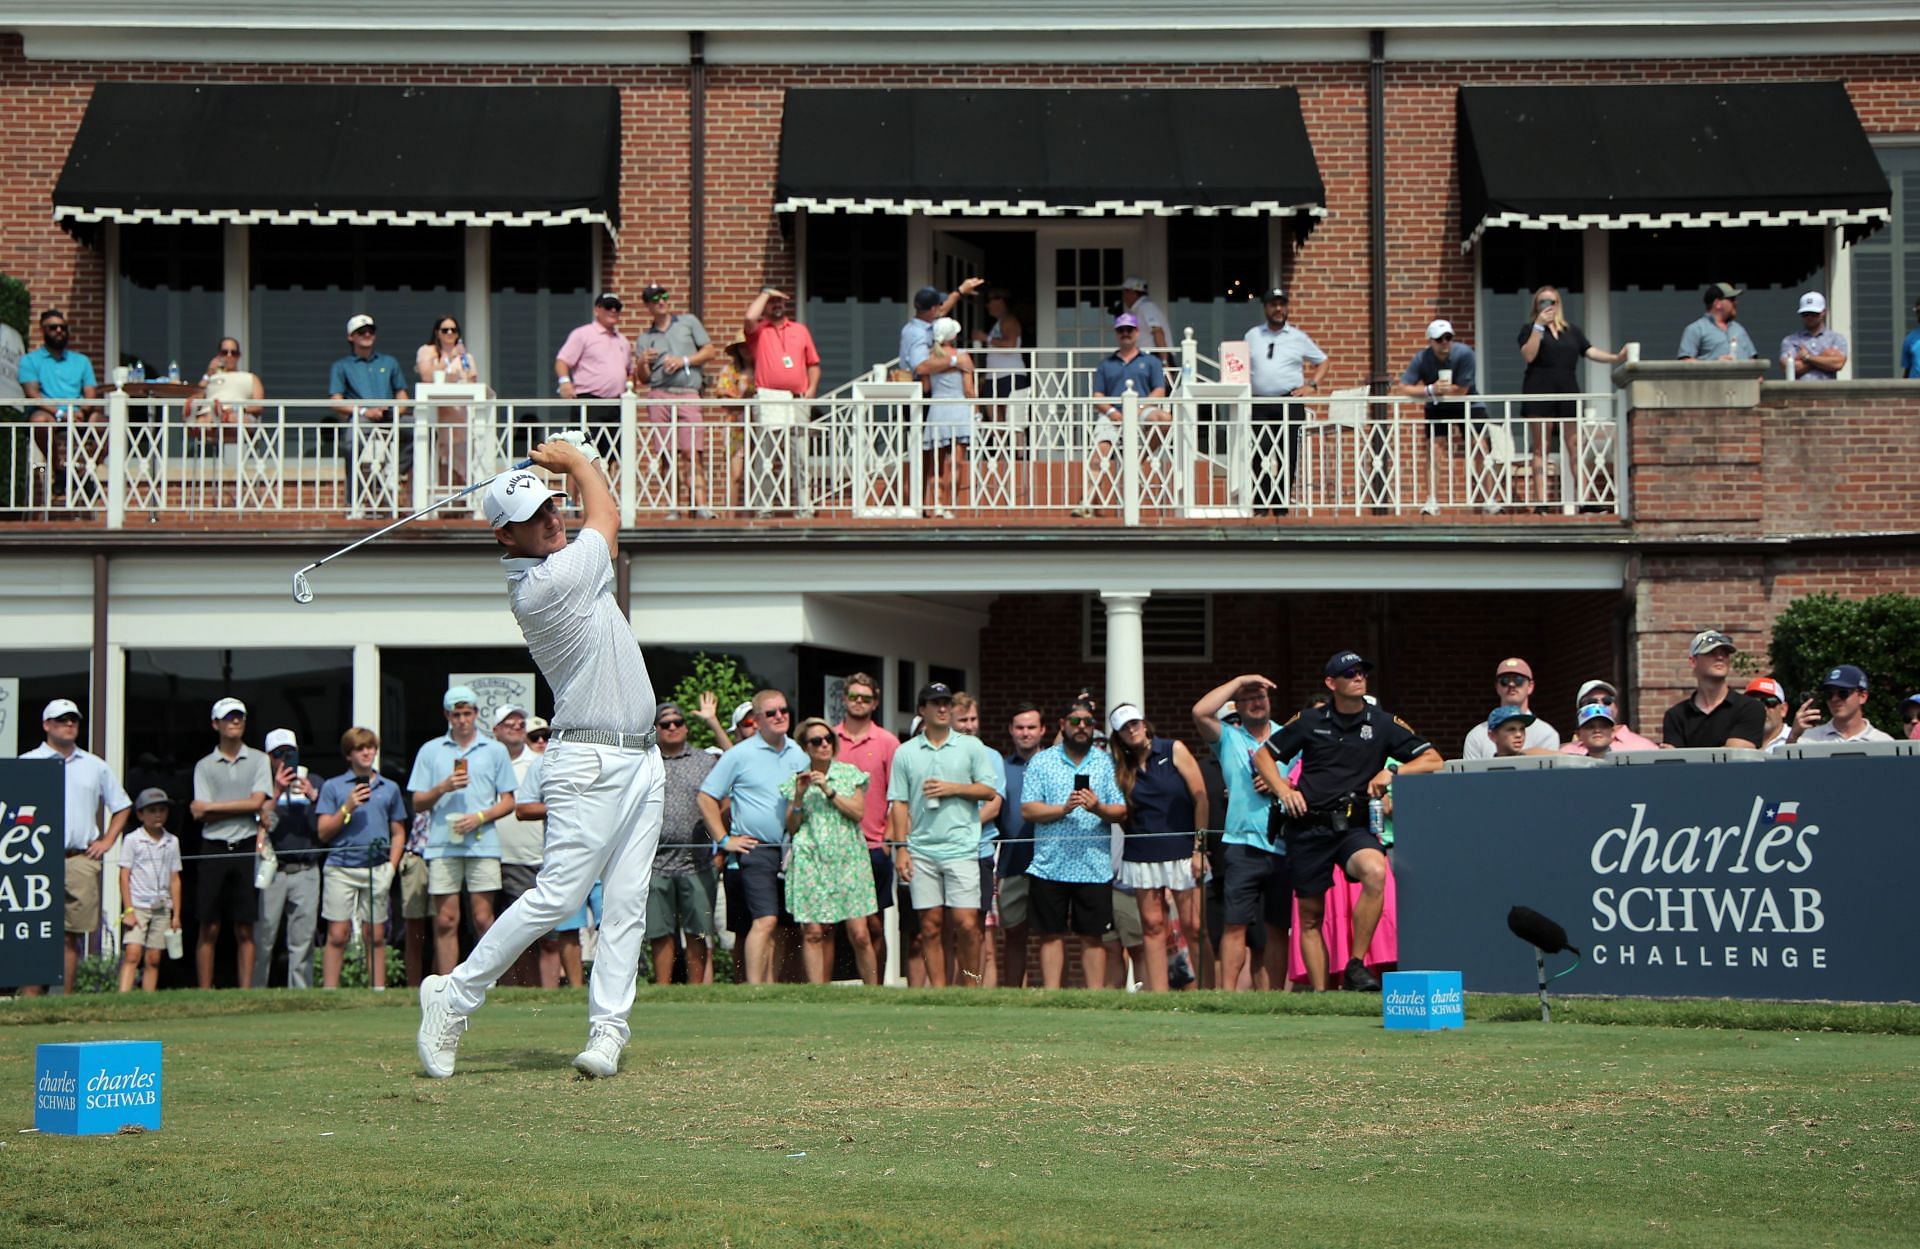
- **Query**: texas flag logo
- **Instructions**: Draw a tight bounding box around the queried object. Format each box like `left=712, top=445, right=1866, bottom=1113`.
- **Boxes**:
left=11, top=805, right=35, bottom=825
left=1761, top=800, right=1800, bottom=824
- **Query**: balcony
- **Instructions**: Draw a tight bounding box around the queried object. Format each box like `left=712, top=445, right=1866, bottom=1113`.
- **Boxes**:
left=1, top=361, right=1625, bottom=534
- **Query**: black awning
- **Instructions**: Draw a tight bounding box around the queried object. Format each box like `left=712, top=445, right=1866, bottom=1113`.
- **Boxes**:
left=53, top=84, right=620, bottom=237
left=774, top=88, right=1326, bottom=230
left=1458, top=82, right=1890, bottom=250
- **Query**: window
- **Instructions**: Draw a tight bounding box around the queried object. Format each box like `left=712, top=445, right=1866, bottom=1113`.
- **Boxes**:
left=1055, top=245, right=1125, bottom=352
left=117, top=225, right=224, bottom=377
left=1084, top=594, right=1211, bottom=662
left=1168, top=218, right=1270, bottom=356
left=491, top=225, right=595, bottom=399
left=1849, top=145, right=1920, bottom=378
left=249, top=226, right=463, bottom=399
left=804, top=215, right=907, bottom=392
left=123, top=648, right=355, bottom=780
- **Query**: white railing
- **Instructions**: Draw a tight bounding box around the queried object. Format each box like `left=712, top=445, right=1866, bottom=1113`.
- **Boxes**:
left=0, top=383, right=1626, bottom=527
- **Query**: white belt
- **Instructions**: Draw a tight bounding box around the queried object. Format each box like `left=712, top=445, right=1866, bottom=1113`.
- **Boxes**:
left=551, top=728, right=658, bottom=751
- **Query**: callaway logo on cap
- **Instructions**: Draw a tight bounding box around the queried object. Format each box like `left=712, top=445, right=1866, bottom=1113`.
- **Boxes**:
left=484, top=471, right=568, bottom=529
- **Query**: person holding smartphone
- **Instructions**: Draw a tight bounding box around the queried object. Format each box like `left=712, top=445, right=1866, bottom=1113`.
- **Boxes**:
left=1017, top=699, right=1127, bottom=989
left=1515, top=284, right=1626, bottom=507
left=316, top=727, right=410, bottom=990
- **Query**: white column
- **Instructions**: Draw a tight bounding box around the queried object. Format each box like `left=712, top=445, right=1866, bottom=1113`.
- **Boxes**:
left=1826, top=224, right=1854, bottom=380
left=1099, top=591, right=1149, bottom=716
left=1581, top=229, right=1612, bottom=394
left=353, top=643, right=381, bottom=740
left=223, top=223, right=249, bottom=344
left=100, top=641, right=127, bottom=954
left=464, top=225, right=492, bottom=385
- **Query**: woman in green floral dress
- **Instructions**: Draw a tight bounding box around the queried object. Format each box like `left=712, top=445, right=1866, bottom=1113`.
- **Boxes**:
left=780, top=718, right=880, bottom=984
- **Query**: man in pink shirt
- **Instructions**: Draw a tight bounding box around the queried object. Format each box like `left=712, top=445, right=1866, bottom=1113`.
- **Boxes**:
left=742, top=287, right=820, bottom=399
left=555, top=294, right=635, bottom=420
left=741, top=286, right=821, bottom=516
left=833, top=671, right=899, bottom=977
left=1558, top=679, right=1657, bottom=753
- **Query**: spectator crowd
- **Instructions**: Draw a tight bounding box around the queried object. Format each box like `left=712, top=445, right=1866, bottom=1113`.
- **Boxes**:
left=15, top=630, right=1912, bottom=997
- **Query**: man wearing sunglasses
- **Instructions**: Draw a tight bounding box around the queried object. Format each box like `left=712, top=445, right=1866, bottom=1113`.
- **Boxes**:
left=1787, top=664, right=1896, bottom=744
left=698, top=688, right=808, bottom=984
left=1678, top=282, right=1759, bottom=362
left=1461, top=657, right=1559, bottom=759
left=1558, top=680, right=1656, bottom=754
left=18, top=698, right=131, bottom=995
left=1252, top=651, right=1440, bottom=992
left=329, top=314, right=412, bottom=508
left=1192, top=676, right=1286, bottom=992
left=1742, top=677, right=1794, bottom=753
left=833, top=673, right=900, bottom=976
left=1243, top=286, right=1329, bottom=515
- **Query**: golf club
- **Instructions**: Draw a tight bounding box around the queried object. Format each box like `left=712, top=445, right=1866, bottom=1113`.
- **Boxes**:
left=291, top=457, right=535, bottom=604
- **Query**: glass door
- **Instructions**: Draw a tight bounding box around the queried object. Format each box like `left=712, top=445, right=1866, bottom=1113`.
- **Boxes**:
left=1038, top=226, right=1143, bottom=393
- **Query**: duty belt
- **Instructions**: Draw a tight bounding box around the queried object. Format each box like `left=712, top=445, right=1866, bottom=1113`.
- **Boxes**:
left=551, top=727, right=658, bottom=751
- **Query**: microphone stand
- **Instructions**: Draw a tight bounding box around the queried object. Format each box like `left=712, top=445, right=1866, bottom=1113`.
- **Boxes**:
left=1534, top=946, right=1550, bottom=1023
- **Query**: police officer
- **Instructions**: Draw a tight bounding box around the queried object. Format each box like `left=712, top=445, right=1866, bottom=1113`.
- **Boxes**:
left=1250, top=649, right=1440, bottom=991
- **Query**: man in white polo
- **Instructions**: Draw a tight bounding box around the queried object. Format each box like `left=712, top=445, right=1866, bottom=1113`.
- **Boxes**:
left=191, top=696, right=272, bottom=989
left=419, top=436, right=665, bottom=1079
left=19, top=698, right=131, bottom=995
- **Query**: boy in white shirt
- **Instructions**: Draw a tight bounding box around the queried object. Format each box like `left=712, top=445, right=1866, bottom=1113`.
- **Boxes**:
left=118, top=788, right=183, bottom=992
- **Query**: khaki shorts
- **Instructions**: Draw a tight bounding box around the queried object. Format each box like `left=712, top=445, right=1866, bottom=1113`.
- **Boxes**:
left=124, top=904, right=172, bottom=949
left=997, top=872, right=1030, bottom=928
left=428, top=855, right=501, bottom=896
left=323, top=864, right=395, bottom=925
left=399, top=853, right=432, bottom=920
left=64, top=853, right=102, bottom=936
left=1105, top=888, right=1144, bottom=948
left=907, top=853, right=981, bottom=911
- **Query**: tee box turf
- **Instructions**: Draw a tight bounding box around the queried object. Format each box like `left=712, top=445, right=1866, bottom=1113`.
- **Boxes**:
left=34, top=1041, right=163, bottom=1135
left=1381, top=971, right=1465, bottom=1031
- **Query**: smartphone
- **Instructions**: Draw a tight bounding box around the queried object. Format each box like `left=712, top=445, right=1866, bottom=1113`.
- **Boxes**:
left=274, top=746, right=300, bottom=773
left=1074, top=773, right=1090, bottom=792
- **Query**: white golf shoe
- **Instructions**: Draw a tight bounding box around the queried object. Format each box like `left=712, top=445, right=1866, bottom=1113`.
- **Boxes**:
left=417, top=974, right=468, bottom=1079
left=572, top=1024, right=625, bottom=1078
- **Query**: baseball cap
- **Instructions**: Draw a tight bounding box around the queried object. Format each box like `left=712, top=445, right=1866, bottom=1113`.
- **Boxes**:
left=345, top=313, right=376, bottom=336
left=1324, top=650, right=1374, bottom=677
left=1427, top=319, right=1454, bottom=341
left=1704, top=282, right=1745, bottom=304
left=1215, top=700, right=1239, bottom=721
left=1688, top=629, right=1736, bottom=657
left=491, top=704, right=526, bottom=730
left=1821, top=664, right=1868, bottom=692
left=916, top=681, right=955, bottom=706
left=41, top=698, right=81, bottom=721
left=134, top=787, right=172, bottom=810
left=1113, top=312, right=1140, bottom=330
left=654, top=703, right=683, bottom=725
left=1575, top=679, right=1616, bottom=704
left=264, top=728, right=298, bottom=754
left=1744, top=676, right=1785, bottom=702
left=1108, top=704, right=1145, bottom=735
left=483, top=468, right=568, bottom=529
left=729, top=701, right=754, bottom=733
left=1121, top=276, right=1148, bottom=293
left=211, top=697, right=247, bottom=720
left=913, top=285, right=943, bottom=312
left=641, top=283, right=669, bottom=303
left=594, top=292, right=624, bottom=310
left=1495, top=657, right=1534, bottom=680
left=1577, top=703, right=1617, bottom=728
left=525, top=715, right=550, bottom=734
left=443, top=684, right=479, bottom=711
left=1488, top=705, right=1537, bottom=730
left=1797, top=291, right=1827, bottom=315
left=1260, top=286, right=1288, bottom=302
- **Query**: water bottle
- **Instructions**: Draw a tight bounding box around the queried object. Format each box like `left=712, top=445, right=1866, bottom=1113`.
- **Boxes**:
left=167, top=360, right=180, bottom=383
left=130, top=362, right=145, bottom=384
left=1368, top=797, right=1384, bottom=840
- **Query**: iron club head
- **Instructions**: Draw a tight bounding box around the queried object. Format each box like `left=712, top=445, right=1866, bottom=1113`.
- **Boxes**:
left=291, top=568, right=315, bottom=605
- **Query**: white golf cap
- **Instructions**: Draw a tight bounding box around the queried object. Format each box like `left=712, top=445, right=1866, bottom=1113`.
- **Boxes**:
left=730, top=701, right=755, bottom=732
left=483, top=468, right=568, bottom=529
left=41, top=698, right=81, bottom=720
left=1797, top=291, right=1827, bottom=315
left=1576, top=679, right=1617, bottom=704
left=345, top=313, right=376, bottom=335
left=264, top=728, right=298, bottom=753
left=1108, top=703, right=1145, bottom=735
left=1427, top=318, right=1454, bottom=340
left=211, top=697, right=247, bottom=720
left=526, top=715, right=550, bottom=733
left=491, top=704, right=526, bottom=730
left=1121, top=276, right=1148, bottom=292
left=1214, top=700, right=1238, bottom=721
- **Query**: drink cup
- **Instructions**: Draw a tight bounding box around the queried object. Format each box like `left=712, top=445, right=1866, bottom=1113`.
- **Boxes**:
left=448, top=814, right=468, bottom=843
left=165, top=928, right=184, bottom=960
left=1625, top=341, right=1641, bottom=365
left=1437, top=369, right=1453, bottom=386
left=255, top=852, right=277, bottom=890
left=434, top=368, right=447, bottom=384
left=924, top=794, right=942, bottom=809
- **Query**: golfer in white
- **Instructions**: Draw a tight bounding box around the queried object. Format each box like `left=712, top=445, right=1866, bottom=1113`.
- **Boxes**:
left=418, top=436, right=664, bottom=1078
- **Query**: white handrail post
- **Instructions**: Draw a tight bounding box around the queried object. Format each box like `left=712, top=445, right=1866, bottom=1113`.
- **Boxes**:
left=1180, top=326, right=1197, bottom=386
left=1121, top=384, right=1141, bottom=527
left=619, top=388, right=640, bottom=525
left=410, top=405, right=430, bottom=512
left=106, top=391, right=128, bottom=530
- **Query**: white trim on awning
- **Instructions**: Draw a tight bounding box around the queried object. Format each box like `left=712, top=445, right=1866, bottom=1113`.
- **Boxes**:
left=776, top=196, right=1330, bottom=219
left=53, top=204, right=615, bottom=231
left=1461, top=205, right=1891, bottom=252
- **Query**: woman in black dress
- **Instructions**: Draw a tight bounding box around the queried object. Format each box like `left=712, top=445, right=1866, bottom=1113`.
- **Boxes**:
left=1514, top=285, right=1626, bottom=507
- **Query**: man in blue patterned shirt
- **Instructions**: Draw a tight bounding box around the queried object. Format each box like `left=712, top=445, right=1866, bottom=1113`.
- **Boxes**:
left=1018, top=699, right=1126, bottom=989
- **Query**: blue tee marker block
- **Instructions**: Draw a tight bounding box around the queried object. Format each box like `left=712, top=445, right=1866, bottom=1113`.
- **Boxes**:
left=1381, top=971, right=1465, bottom=1031
left=34, top=1042, right=163, bottom=1135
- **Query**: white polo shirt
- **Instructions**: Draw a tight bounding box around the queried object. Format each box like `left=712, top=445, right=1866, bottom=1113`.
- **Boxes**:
left=1130, top=296, right=1173, bottom=352
left=502, top=527, right=656, bottom=734
left=20, top=743, right=132, bottom=851
left=1799, top=720, right=1894, bottom=743
left=1244, top=321, right=1326, bottom=397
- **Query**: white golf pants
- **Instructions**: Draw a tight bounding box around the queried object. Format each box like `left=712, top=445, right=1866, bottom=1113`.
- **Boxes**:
left=446, top=741, right=664, bottom=1042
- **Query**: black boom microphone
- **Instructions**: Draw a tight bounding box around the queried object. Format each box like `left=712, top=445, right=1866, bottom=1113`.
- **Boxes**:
left=1507, top=906, right=1579, bottom=956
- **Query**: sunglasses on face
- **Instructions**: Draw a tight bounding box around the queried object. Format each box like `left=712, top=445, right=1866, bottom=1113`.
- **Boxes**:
left=351, top=329, right=375, bottom=338
left=527, top=731, right=550, bottom=741
left=1222, top=715, right=1243, bottom=726
left=1116, top=328, right=1137, bottom=335
left=1758, top=696, right=1783, bottom=708
left=1497, top=676, right=1529, bottom=688
left=761, top=706, right=790, bottom=718
left=438, top=325, right=460, bottom=335
left=44, top=323, right=68, bottom=332
left=655, top=718, right=686, bottom=730
left=221, top=713, right=247, bottom=721
left=844, top=692, right=876, bottom=704
left=1823, top=687, right=1853, bottom=700
left=50, top=714, right=81, bottom=725
left=1064, top=716, right=1095, bottom=727
left=802, top=735, right=832, bottom=747
left=1435, top=335, right=1454, bottom=343
left=1336, top=668, right=1368, bottom=681
left=218, top=347, right=240, bottom=357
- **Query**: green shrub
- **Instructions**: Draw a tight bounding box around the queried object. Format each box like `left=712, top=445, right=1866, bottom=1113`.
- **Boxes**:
left=1768, top=592, right=1920, bottom=732
left=309, top=942, right=406, bottom=989
left=72, top=952, right=119, bottom=994
left=665, top=652, right=761, bottom=751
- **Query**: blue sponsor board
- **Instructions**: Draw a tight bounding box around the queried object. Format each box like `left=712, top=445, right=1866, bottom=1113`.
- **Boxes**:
left=1394, top=757, right=1913, bottom=1002
left=0, top=760, right=66, bottom=989
left=1382, top=971, right=1465, bottom=1031
left=35, top=1041, right=164, bottom=1135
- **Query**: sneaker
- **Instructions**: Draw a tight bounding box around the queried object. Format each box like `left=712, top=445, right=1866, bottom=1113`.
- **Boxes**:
left=416, top=974, right=467, bottom=1079
left=572, top=1024, right=624, bottom=1078
left=664, top=510, right=682, bottom=521
left=1343, top=958, right=1380, bottom=992
left=693, top=508, right=717, bottom=520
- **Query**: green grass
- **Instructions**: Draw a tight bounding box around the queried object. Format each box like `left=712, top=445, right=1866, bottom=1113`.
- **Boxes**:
left=2, top=988, right=1917, bottom=1248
